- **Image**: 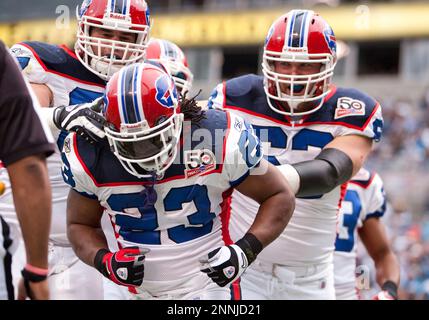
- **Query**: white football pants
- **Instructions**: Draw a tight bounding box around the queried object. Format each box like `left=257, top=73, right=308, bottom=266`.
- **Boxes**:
left=104, top=272, right=231, bottom=300
left=239, top=259, right=336, bottom=300
left=12, top=240, right=104, bottom=300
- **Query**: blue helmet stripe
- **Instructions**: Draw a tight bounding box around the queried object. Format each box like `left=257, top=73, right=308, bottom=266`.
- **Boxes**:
left=123, top=66, right=138, bottom=124
left=288, top=12, right=296, bottom=47
left=113, top=0, right=125, bottom=14
left=291, top=11, right=304, bottom=48
left=122, top=0, right=128, bottom=15
left=290, top=11, right=306, bottom=48
left=300, top=11, right=309, bottom=47
left=132, top=65, right=142, bottom=122
left=120, top=69, right=129, bottom=123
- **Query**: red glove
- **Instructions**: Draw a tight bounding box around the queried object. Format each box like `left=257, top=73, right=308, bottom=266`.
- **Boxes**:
left=94, top=247, right=150, bottom=288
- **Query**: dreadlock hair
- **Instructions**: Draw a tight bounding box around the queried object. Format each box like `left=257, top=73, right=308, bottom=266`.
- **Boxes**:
left=179, top=89, right=206, bottom=125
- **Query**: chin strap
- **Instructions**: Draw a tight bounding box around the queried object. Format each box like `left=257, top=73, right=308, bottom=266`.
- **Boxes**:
left=90, top=57, right=122, bottom=80
left=140, top=172, right=158, bottom=209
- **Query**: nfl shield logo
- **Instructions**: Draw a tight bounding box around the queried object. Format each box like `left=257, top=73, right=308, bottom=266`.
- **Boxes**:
left=223, top=266, right=236, bottom=279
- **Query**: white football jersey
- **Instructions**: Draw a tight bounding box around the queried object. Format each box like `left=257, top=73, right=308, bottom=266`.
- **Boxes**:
left=333, top=168, right=386, bottom=299
left=0, top=41, right=105, bottom=244
left=208, top=74, right=383, bottom=267
left=61, top=109, right=263, bottom=294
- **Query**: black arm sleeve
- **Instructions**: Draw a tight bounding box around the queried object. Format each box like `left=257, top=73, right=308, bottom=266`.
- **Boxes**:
left=293, top=148, right=353, bottom=198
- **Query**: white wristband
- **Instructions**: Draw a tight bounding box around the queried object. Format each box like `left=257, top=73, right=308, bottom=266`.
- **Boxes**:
left=277, top=164, right=301, bottom=195
left=40, top=107, right=61, bottom=140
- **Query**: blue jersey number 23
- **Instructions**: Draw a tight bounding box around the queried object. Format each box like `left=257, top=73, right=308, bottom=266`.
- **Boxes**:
left=107, top=184, right=215, bottom=245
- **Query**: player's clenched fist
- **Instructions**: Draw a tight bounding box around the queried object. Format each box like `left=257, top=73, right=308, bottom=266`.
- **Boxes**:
left=199, top=233, right=263, bottom=287
left=199, top=245, right=248, bottom=287
left=94, top=247, right=150, bottom=288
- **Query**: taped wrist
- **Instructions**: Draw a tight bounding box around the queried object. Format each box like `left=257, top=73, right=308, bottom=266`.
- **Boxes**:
left=94, top=248, right=110, bottom=277
left=235, top=233, right=263, bottom=265
left=293, top=148, right=353, bottom=197
left=277, top=164, right=300, bottom=195
left=382, top=281, right=398, bottom=299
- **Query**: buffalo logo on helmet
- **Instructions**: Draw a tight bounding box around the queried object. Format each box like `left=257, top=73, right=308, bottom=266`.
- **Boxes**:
left=79, top=0, right=92, bottom=17
left=323, top=26, right=337, bottom=55
left=145, top=6, right=151, bottom=27
left=155, top=74, right=178, bottom=109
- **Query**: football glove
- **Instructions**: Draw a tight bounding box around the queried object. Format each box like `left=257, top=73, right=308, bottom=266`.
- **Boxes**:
left=199, top=233, right=262, bottom=287
left=373, top=281, right=398, bottom=300
left=94, top=247, right=150, bottom=288
left=53, top=97, right=107, bottom=144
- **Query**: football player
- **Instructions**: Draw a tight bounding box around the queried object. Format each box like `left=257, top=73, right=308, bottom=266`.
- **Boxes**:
left=208, top=9, right=383, bottom=299
left=100, top=37, right=195, bottom=299
left=1, top=0, right=151, bottom=299
left=62, top=62, right=295, bottom=300
left=146, top=38, right=194, bottom=95
left=334, top=168, right=400, bottom=300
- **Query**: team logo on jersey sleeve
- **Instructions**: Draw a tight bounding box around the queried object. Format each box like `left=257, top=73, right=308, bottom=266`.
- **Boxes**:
left=10, top=47, right=32, bottom=70
left=234, top=118, right=243, bottom=132
left=184, top=149, right=216, bottom=178
left=335, top=97, right=366, bottom=119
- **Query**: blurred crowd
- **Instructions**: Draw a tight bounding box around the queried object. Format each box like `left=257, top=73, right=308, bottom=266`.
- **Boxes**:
left=358, top=88, right=429, bottom=300
left=358, top=204, right=429, bottom=300
left=370, top=89, right=429, bottom=169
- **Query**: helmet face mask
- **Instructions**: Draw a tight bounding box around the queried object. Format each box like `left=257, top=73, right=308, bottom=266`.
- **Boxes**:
left=103, top=62, right=183, bottom=178
left=165, top=60, right=193, bottom=95
left=262, top=10, right=337, bottom=116
left=105, top=113, right=183, bottom=177
left=75, top=0, right=151, bottom=80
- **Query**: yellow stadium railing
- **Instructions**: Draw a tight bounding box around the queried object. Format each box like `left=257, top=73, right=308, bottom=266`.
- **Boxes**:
left=1, top=2, right=428, bottom=47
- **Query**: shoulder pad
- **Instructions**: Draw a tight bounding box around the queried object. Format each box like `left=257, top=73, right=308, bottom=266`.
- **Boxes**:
left=309, top=87, right=379, bottom=128
left=18, top=41, right=105, bottom=86
left=224, top=74, right=285, bottom=121
left=188, top=109, right=229, bottom=158
left=225, top=74, right=263, bottom=98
